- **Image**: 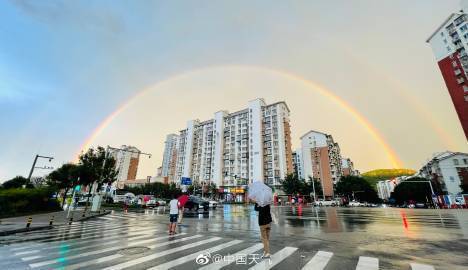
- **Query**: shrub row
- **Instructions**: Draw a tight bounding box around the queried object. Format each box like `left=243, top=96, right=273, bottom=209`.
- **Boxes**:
left=0, top=187, right=62, bottom=218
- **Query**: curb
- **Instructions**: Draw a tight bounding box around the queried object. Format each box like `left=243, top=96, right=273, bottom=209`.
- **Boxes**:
left=0, top=225, right=52, bottom=236
left=0, top=210, right=111, bottom=236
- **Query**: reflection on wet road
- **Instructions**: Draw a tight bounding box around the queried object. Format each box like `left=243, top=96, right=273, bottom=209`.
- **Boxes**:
left=0, top=205, right=467, bottom=269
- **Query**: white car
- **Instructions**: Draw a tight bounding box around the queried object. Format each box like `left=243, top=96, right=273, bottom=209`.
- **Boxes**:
left=348, top=201, right=362, bottom=207
left=314, top=200, right=337, bottom=207
left=208, top=200, right=218, bottom=209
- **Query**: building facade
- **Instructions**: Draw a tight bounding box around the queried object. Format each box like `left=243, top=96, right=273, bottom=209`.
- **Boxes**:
left=418, top=151, right=468, bottom=195
left=427, top=8, right=468, bottom=139
left=161, top=134, right=180, bottom=183
left=300, top=130, right=343, bottom=199
left=342, top=158, right=357, bottom=176
left=109, top=145, right=141, bottom=189
left=292, top=149, right=304, bottom=180
left=166, top=99, right=293, bottom=200
left=377, top=178, right=402, bottom=200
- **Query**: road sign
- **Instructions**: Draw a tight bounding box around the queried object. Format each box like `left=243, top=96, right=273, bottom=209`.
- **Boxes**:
left=74, top=185, right=81, bottom=191
left=181, top=177, right=192, bottom=185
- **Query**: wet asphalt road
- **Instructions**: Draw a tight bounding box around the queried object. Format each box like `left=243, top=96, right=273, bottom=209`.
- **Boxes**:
left=0, top=205, right=467, bottom=270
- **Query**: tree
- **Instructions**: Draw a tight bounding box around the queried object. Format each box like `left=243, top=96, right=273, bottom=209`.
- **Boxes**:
left=335, top=175, right=379, bottom=203
left=301, top=177, right=323, bottom=199
left=390, top=177, right=433, bottom=205
left=47, top=163, right=81, bottom=207
left=1, top=176, right=33, bottom=189
left=77, top=146, right=118, bottom=211
left=281, top=174, right=303, bottom=195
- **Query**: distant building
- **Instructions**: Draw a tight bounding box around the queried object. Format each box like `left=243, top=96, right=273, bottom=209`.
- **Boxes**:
left=109, top=145, right=141, bottom=188
left=160, top=134, right=179, bottom=183
left=377, top=179, right=399, bottom=200
left=427, top=6, right=468, bottom=139
left=162, top=98, right=293, bottom=202
left=292, top=149, right=304, bottom=180
left=341, top=158, right=357, bottom=176
left=418, top=151, right=468, bottom=195
left=300, top=130, right=343, bottom=199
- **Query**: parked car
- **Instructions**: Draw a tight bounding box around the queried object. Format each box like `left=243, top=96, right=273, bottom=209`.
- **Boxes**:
left=314, top=200, right=337, bottom=207
left=185, top=196, right=209, bottom=211
left=415, top=203, right=427, bottom=208
left=154, top=198, right=166, bottom=206
left=348, top=201, right=362, bottom=207
left=208, top=200, right=218, bottom=209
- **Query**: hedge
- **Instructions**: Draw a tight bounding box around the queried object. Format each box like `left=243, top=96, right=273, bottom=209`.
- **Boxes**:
left=0, top=187, right=62, bottom=218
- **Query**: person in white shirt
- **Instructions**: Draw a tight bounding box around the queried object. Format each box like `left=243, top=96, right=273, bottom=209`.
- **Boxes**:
left=169, top=194, right=180, bottom=235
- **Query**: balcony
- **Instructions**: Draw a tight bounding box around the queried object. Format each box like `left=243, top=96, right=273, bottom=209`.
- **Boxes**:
left=457, top=77, right=465, bottom=84
left=455, top=69, right=462, bottom=75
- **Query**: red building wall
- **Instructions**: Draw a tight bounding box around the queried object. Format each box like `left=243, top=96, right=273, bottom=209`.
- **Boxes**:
left=437, top=55, right=468, bottom=140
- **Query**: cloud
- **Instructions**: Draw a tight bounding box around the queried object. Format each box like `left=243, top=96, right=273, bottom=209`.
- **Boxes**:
left=10, top=0, right=124, bottom=34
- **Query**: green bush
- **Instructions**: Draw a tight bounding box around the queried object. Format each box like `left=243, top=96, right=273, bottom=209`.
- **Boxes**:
left=0, top=187, right=62, bottom=218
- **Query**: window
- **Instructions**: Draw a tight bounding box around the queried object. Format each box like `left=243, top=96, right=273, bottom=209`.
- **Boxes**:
left=453, top=60, right=458, bottom=67
left=465, top=95, right=468, bottom=102
left=444, top=39, right=448, bottom=44
left=453, top=159, right=459, bottom=165
left=463, top=159, right=468, bottom=165
left=447, top=46, right=452, bottom=52
left=449, top=176, right=455, bottom=182
left=441, top=32, right=445, bottom=37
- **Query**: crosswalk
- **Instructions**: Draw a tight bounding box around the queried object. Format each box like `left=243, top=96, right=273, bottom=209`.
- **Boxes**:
left=0, top=212, right=442, bottom=270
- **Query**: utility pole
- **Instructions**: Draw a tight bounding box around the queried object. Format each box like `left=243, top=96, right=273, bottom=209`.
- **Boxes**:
left=27, top=154, right=54, bottom=184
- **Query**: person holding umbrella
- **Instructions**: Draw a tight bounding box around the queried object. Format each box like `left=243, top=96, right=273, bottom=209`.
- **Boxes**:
left=248, top=181, right=273, bottom=258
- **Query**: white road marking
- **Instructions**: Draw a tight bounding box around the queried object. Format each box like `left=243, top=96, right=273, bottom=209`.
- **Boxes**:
left=356, top=256, right=379, bottom=270
left=150, top=239, right=243, bottom=270
left=28, top=233, right=187, bottom=268
left=410, top=263, right=435, bottom=270
left=249, top=246, right=298, bottom=270
left=199, top=243, right=264, bottom=270
left=101, top=237, right=222, bottom=270
left=63, top=235, right=204, bottom=270
left=302, top=251, right=333, bottom=270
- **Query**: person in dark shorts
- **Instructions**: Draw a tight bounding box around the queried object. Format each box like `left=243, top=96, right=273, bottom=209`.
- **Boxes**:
left=255, top=203, right=272, bottom=258
left=169, top=194, right=180, bottom=235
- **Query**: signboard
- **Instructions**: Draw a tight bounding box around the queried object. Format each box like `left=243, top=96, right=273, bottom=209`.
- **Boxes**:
left=181, top=177, right=192, bottom=185
left=74, top=185, right=81, bottom=191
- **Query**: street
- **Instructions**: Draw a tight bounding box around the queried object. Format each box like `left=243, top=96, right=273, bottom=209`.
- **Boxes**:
left=0, top=205, right=467, bottom=270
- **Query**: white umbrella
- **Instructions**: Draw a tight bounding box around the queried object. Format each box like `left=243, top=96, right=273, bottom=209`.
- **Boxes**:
left=248, top=181, right=273, bottom=207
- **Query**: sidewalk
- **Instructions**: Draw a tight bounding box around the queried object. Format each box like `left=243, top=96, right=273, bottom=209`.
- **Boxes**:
left=0, top=208, right=110, bottom=236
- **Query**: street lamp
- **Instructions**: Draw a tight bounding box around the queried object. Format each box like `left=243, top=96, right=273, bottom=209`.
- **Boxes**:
left=27, top=154, right=54, bottom=183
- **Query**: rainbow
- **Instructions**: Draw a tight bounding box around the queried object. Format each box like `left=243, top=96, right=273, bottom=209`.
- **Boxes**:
left=76, top=65, right=403, bottom=168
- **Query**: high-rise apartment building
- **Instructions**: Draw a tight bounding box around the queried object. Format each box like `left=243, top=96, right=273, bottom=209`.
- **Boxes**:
left=427, top=6, right=468, bottom=139
left=292, top=150, right=304, bottom=180
left=300, top=130, right=343, bottom=199
left=109, top=145, right=141, bottom=188
left=168, top=99, right=293, bottom=195
left=161, top=134, right=180, bottom=183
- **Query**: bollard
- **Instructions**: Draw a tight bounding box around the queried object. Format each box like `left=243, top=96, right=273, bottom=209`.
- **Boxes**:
left=82, top=211, right=86, bottom=218
left=68, top=217, right=73, bottom=225
left=26, top=217, right=32, bottom=228
left=49, top=215, right=54, bottom=226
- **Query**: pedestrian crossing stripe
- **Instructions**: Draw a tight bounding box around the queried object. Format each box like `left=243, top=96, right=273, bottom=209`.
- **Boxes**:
left=28, top=233, right=190, bottom=268
left=15, top=232, right=157, bottom=261
left=249, top=246, right=298, bottom=270
left=302, top=251, right=333, bottom=270
left=149, top=239, right=243, bottom=270
left=411, top=263, right=436, bottom=270
left=62, top=235, right=203, bottom=270
left=356, top=256, right=379, bottom=270
left=199, top=243, right=264, bottom=270
left=11, top=227, right=155, bottom=254
left=6, top=223, right=155, bottom=248
left=101, top=237, right=222, bottom=270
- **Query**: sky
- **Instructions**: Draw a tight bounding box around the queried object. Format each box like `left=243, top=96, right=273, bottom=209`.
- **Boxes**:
left=1, top=0, right=467, bottom=182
